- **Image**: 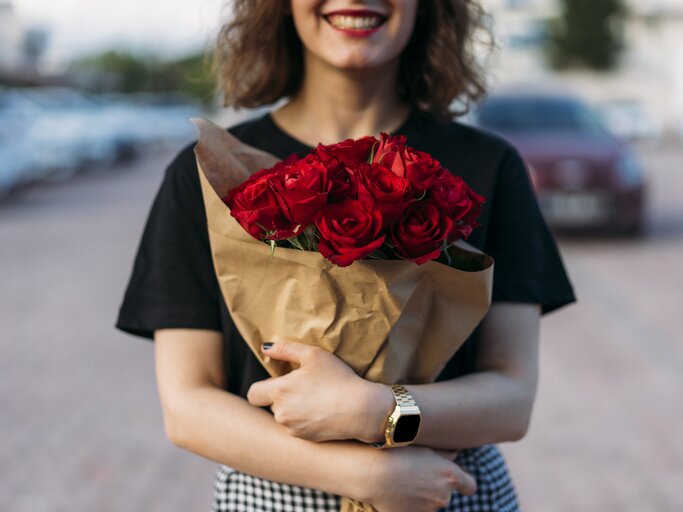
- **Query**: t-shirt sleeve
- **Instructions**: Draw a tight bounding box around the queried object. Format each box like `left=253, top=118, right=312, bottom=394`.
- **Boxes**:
left=115, top=143, right=222, bottom=339
left=484, top=145, right=577, bottom=315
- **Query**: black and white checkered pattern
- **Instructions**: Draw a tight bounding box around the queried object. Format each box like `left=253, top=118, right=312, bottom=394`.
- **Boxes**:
left=211, top=467, right=341, bottom=511
left=444, top=444, right=520, bottom=512
left=210, top=444, right=519, bottom=512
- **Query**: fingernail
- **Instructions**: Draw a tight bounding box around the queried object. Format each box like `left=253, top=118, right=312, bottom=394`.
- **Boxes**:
left=262, top=342, right=274, bottom=351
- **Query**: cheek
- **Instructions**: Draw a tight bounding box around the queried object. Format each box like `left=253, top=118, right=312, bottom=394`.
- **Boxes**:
left=290, top=0, right=324, bottom=37
left=384, top=0, right=419, bottom=57
left=345, top=2, right=418, bottom=66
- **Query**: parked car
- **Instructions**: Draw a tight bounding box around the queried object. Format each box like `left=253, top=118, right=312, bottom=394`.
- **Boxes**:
left=597, top=99, right=661, bottom=143
left=0, top=86, right=199, bottom=197
left=473, top=90, right=647, bottom=236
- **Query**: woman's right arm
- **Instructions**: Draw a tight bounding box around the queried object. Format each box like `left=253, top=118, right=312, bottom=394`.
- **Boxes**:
left=154, top=328, right=476, bottom=510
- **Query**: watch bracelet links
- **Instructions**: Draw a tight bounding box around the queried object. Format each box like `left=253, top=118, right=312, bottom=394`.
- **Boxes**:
left=370, top=383, right=420, bottom=448
left=391, top=383, right=418, bottom=408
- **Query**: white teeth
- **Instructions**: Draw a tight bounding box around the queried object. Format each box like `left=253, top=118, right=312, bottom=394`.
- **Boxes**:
left=327, top=14, right=384, bottom=30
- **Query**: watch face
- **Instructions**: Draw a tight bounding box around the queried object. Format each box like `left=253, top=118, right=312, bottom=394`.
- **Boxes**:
left=394, top=414, right=421, bottom=443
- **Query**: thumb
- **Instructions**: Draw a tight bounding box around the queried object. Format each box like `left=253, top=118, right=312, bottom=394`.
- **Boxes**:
left=433, top=449, right=477, bottom=496
left=261, top=338, right=311, bottom=366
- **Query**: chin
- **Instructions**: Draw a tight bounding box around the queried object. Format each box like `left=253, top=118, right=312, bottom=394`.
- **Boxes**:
left=330, top=56, right=380, bottom=70
left=321, top=48, right=395, bottom=72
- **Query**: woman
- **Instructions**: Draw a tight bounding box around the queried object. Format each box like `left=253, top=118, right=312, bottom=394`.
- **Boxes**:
left=116, top=1, right=577, bottom=511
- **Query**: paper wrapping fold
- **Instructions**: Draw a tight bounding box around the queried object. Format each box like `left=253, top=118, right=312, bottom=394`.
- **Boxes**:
left=192, top=118, right=494, bottom=512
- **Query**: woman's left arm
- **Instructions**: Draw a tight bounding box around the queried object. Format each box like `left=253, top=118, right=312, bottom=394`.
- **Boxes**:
left=247, top=301, right=540, bottom=449
left=401, top=301, right=541, bottom=449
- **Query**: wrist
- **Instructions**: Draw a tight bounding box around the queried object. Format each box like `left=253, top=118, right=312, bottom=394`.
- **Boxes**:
left=357, top=381, right=395, bottom=444
left=314, top=439, right=383, bottom=502
left=328, top=439, right=385, bottom=502
left=337, top=441, right=387, bottom=503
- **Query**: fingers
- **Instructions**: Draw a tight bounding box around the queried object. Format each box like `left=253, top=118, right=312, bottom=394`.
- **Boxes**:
left=246, top=376, right=279, bottom=407
left=261, top=338, right=313, bottom=366
left=453, top=465, right=477, bottom=496
left=433, top=449, right=477, bottom=496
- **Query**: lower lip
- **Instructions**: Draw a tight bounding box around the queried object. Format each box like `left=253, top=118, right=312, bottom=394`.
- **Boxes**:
left=325, top=18, right=384, bottom=38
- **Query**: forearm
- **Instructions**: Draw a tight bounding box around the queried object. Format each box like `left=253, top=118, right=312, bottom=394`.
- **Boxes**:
left=366, top=371, right=536, bottom=450
left=367, top=303, right=541, bottom=450
left=164, top=384, right=375, bottom=500
left=406, top=370, right=536, bottom=449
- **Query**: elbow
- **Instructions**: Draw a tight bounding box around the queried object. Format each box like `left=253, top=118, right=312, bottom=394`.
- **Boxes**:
left=507, top=414, right=532, bottom=442
left=161, top=398, right=190, bottom=449
left=505, top=383, right=536, bottom=442
left=159, top=384, right=221, bottom=450
left=164, top=417, right=185, bottom=448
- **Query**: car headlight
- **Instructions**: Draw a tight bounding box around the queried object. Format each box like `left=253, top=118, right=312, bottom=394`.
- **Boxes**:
left=615, top=152, right=644, bottom=187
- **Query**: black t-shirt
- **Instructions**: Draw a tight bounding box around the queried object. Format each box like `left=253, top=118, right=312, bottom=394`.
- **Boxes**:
left=115, top=108, right=577, bottom=398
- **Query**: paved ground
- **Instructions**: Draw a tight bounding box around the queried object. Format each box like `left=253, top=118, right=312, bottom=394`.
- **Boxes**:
left=1, top=139, right=681, bottom=511
left=500, top=142, right=683, bottom=512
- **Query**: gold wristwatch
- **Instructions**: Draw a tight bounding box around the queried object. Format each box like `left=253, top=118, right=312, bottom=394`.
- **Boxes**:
left=371, top=384, right=421, bottom=448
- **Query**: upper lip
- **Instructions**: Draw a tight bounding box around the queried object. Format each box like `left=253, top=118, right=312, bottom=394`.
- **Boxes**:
left=322, top=9, right=387, bottom=18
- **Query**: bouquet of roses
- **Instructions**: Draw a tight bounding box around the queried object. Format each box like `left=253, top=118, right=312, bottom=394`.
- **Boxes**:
left=192, top=118, right=495, bottom=512
left=224, top=130, right=484, bottom=268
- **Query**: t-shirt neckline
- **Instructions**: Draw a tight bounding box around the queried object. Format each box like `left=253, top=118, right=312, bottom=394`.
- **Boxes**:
left=262, top=107, right=423, bottom=153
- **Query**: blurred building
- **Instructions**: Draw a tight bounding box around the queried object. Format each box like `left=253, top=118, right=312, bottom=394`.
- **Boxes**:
left=0, top=0, right=50, bottom=84
left=0, top=1, right=24, bottom=72
left=481, top=0, right=683, bottom=140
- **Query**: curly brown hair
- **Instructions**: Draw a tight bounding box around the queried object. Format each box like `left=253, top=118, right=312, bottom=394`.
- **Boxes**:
left=213, top=0, right=494, bottom=119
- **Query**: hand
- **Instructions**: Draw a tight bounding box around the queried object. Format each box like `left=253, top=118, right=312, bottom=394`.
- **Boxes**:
left=247, top=339, right=394, bottom=443
left=361, top=446, right=476, bottom=512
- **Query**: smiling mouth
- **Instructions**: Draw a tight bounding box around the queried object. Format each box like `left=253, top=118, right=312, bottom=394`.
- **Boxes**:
left=323, top=12, right=388, bottom=31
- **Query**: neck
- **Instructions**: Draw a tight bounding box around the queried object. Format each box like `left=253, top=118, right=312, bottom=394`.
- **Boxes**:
left=271, top=51, right=412, bottom=146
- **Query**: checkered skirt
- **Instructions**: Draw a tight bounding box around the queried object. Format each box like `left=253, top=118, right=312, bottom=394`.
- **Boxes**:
left=210, top=443, right=520, bottom=512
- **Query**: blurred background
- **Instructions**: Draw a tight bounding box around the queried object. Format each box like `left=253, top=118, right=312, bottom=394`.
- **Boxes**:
left=1, top=0, right=681, bottom=510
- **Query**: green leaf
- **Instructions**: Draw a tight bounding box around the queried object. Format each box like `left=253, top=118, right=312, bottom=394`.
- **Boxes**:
left=255, top=222, right=267, bottom=238
left=368, top=141, right=378, bottom=163
left=269, top=240, right=276, bottom=263
left=288, top=235, right=306, bottom=251
left=443, top=244, right=452, bottom=267
left=443, top=242, right=489, bottom=271
left=303, top=225, right=319, bottom=252
left=256, top=222, right=277, bottom=241
left=366, top=249, right=389, bottom=260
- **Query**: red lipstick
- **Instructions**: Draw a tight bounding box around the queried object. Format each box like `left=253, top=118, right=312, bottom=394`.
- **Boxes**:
left=323, top=9, right=387, bottom=38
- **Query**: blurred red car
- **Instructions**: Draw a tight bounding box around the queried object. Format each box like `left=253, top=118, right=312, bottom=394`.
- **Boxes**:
left=474, top=91, right=647, bottom=236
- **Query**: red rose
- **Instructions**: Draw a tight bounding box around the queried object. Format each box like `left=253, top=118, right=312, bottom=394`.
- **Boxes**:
left=314, top=136, right=376, bottom=203
left=315, top=199, right=386, bottom=267
left=392, top=202, right=453, bottom=265
left=372, top=132, right=441, bottom=192
left=449, top=185, right=484, bottom=239
left=270, top=153, right=331, bottom=226
left=315, top=135, right=378, bottom=167
left=357, top=162, right=412, bottom=227
left=223, top=163, right=299, bottom=241
left=452, top=180, right=484, bottom=239
left=429, top=169, right=485, bottom=241
left=371, top=132, right=408, bottom=177
left=327, top=164, right=360, bottom=203
left=403, top=148, right=442, bottom=193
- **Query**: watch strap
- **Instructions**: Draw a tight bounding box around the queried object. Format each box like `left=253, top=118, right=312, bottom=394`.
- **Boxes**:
left=371, top=384, right=420, bottom=448
left=391, top=384, right=417, bottom=408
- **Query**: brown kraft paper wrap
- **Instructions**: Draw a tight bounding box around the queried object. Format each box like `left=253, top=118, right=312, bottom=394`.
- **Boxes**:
left=192, top=118, right=495, bottom=512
